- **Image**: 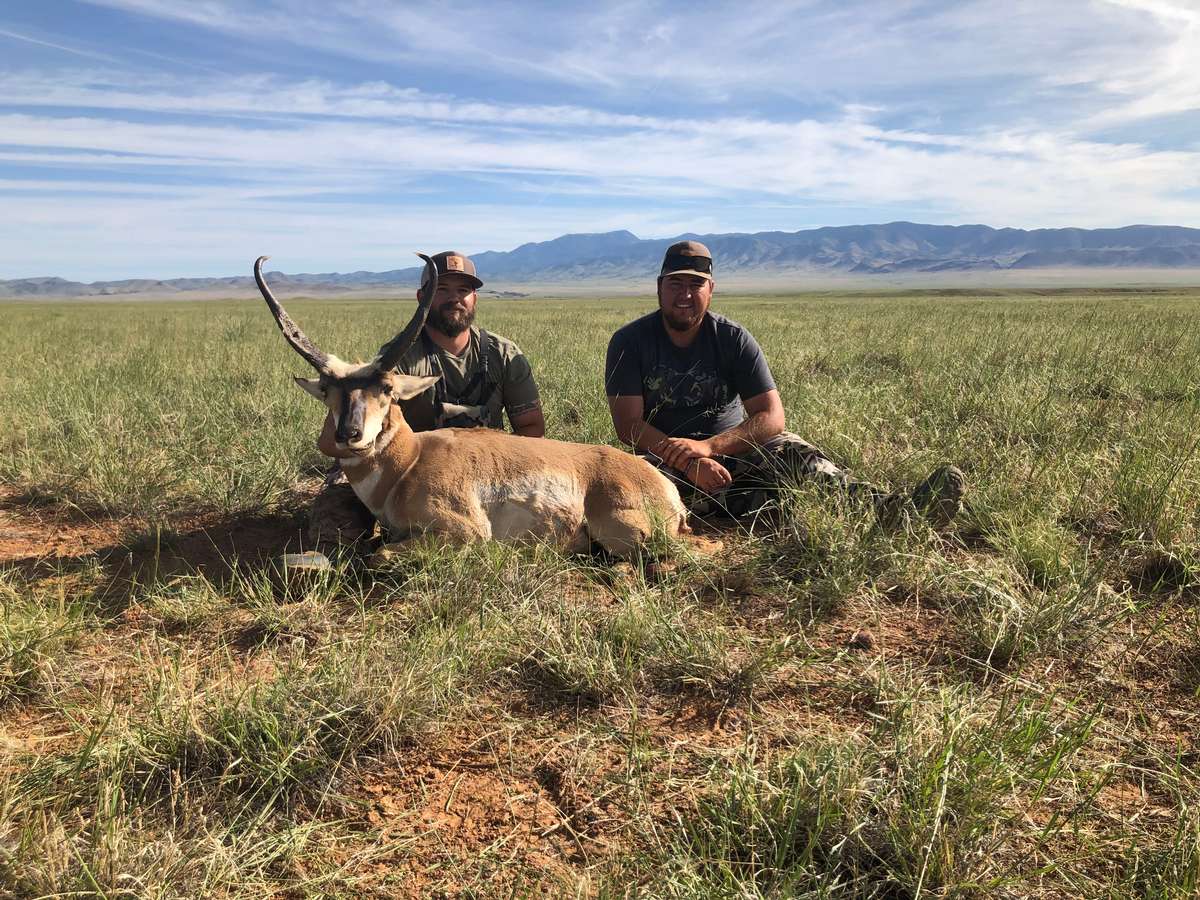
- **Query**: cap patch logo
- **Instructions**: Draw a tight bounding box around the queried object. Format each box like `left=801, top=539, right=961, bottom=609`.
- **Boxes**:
left=446, top=256, right=464, bottom=271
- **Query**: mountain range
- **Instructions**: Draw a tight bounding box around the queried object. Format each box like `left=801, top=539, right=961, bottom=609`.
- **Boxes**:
left=5, top=222, right=1200, bottom=297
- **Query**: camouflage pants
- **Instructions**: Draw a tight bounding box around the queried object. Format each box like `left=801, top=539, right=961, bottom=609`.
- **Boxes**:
left=658, top=432, right=888, bottom=519
left=308, top=468, right=376, bottom=547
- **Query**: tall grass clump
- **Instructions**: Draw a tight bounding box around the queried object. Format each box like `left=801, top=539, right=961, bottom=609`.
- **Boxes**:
left=0, top=569, right=83, bottom=701
left=19, top=607, right=501, bottom=814
left=660, top=740, right=870, bottom=897
left=929, top=552, right=1122, bottom=669
left=755, top=482, right=886, bottom=621
left=1120, top=812, right=1200, bottom=899
left=135, top=572, right=231, bottom=632
left=504, top=583, right=781, bottom=705
left=643, top=680, right=1098, bottom=898
left=0, top=772, right=377, bottom=896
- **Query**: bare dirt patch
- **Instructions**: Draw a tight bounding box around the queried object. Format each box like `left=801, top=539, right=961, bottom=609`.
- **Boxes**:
left=0, top=483, right=317, bottom=580
left=336, top=739, right=594, bottom=896
left=0, top=486, right=134, bottom=565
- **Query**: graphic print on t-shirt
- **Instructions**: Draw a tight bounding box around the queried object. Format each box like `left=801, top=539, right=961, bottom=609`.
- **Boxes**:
left=643, top=360, right=739, bottom=436
left=644, top=361, right=734, bottom=411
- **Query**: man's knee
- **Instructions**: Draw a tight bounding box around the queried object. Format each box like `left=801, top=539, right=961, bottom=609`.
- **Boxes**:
left=763, top=432, right=843, bottom=479
left=308, top=483, right=376, bottom=545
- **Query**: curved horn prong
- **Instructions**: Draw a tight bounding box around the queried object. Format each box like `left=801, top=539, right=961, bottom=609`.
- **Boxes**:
left=375, top=252, right=438, bottom=372
left=254, top=256, right=331, bottom=374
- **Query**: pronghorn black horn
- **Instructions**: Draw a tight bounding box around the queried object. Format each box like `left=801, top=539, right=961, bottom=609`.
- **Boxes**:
left=375, top=252, right=437, bottom=372
left=254, top=256, right=332, bottom=375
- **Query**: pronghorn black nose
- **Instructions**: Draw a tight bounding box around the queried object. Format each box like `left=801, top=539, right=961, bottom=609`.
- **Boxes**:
left=336, top=422, right=362, bottom=446
left=336, top=402, right=366, bottom=444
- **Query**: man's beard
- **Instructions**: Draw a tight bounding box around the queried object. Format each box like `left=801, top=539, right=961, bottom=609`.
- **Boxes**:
left=428, top=303, right=475, bottom=337
left=660, top=298, right=706, bottom=333
left=662, top=309, right=699, bottom=332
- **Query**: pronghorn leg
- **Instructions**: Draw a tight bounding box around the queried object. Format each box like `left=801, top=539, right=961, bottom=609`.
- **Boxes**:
left=369, top=514, right=487, bottom=566
left=585, top=507, right=655, bottom=560
left=565, top=523, right=592, bottom=554
left=396, top=506, right=490, bottom=544
left=435, top=519, right=490, bottom=542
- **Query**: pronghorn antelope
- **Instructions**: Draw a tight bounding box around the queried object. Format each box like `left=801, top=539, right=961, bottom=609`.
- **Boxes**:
left=255, top=255, right=687, bottom=556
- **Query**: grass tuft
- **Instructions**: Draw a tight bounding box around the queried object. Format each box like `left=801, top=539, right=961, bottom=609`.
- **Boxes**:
left=0, top=570, right=83, bottom=701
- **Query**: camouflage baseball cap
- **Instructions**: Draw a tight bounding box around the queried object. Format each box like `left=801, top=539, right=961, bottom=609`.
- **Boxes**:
left=422, top=250, right=483, bottom=290
left=659, top=240, right=713, bottom=282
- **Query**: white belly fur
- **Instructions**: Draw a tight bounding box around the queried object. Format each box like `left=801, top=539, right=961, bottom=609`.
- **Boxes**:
left=477, top=475, right=583, bottom=541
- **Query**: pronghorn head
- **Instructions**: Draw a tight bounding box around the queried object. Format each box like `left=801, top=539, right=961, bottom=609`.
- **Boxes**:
left=255, top=254, right=441, bottom=456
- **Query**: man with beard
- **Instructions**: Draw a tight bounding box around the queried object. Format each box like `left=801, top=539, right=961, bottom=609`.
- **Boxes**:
left=308, top=250, right=543, bottom=548
left=604, top=240, right=965, bottom=524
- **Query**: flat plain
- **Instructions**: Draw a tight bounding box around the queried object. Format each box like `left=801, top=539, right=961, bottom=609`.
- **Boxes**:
left=1, top=287, right=1198, bottom=897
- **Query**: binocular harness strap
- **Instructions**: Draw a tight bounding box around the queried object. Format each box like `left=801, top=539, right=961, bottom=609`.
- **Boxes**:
left=421, top=329, right=499, bottom=422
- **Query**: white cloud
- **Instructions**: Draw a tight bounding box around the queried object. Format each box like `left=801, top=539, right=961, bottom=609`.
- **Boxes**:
left=4, top=1, right=1200, bottom=278
left=4, top=80, right=1200, bottom=278
left=73, top=0, right=1180, bottom=118
left=0, top=70, right=665, bottom=129
left=1081, top=0, right=1200, bottom=123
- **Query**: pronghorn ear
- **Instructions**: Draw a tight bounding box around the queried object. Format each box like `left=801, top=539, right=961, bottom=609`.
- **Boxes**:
left=293, top=376, right=326, bottom=401
left=390, top=373, right=441, bottom=400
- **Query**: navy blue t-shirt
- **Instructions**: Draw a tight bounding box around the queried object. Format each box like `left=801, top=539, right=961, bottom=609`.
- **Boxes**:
left=605, top=311, right=776, bottom=441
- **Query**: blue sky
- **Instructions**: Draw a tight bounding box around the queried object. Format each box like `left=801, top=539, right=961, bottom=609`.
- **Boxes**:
left=2, top=0, right=1199, bottom=279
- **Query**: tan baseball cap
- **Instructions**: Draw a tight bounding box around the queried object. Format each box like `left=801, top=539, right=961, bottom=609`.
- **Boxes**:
left=422, top=250, right=483, bottom=289
left=659, top=240, right=713, bottom=282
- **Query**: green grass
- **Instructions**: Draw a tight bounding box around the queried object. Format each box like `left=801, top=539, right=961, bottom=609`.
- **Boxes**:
left=0, top=569, right=86, bottom=702
left=647, top=686, right=1099, bottom=898
left=0, top=287, right=1198, bottom=896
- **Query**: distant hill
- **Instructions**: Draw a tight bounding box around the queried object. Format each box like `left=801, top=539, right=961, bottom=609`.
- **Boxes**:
left=6, top=222, right=1200, bottom=297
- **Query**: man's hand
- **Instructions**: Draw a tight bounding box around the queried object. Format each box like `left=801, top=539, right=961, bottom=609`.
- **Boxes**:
left=657, top=436, right=713, bottom=471
left=686, top=457, right=733, bottom=494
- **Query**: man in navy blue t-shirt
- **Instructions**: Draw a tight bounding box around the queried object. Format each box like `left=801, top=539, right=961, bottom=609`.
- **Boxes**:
left=605, top=240, right=965, bottom=522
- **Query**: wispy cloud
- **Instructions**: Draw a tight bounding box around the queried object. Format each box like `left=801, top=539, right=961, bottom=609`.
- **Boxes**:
left=0, top=70, right=664, bottom=129
left=1079, top=0, right=1200, bottom=124
left=5, top=84, right=1199, bottom=257
left=74, top=0, right=1179, bottom=118
left=0, top=26, right=119, bottom=63
left=2, top=1, right=1199, bottom=278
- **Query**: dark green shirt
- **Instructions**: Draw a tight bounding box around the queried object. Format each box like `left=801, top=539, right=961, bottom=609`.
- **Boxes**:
left=392, top=326, right=541, bottom=432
